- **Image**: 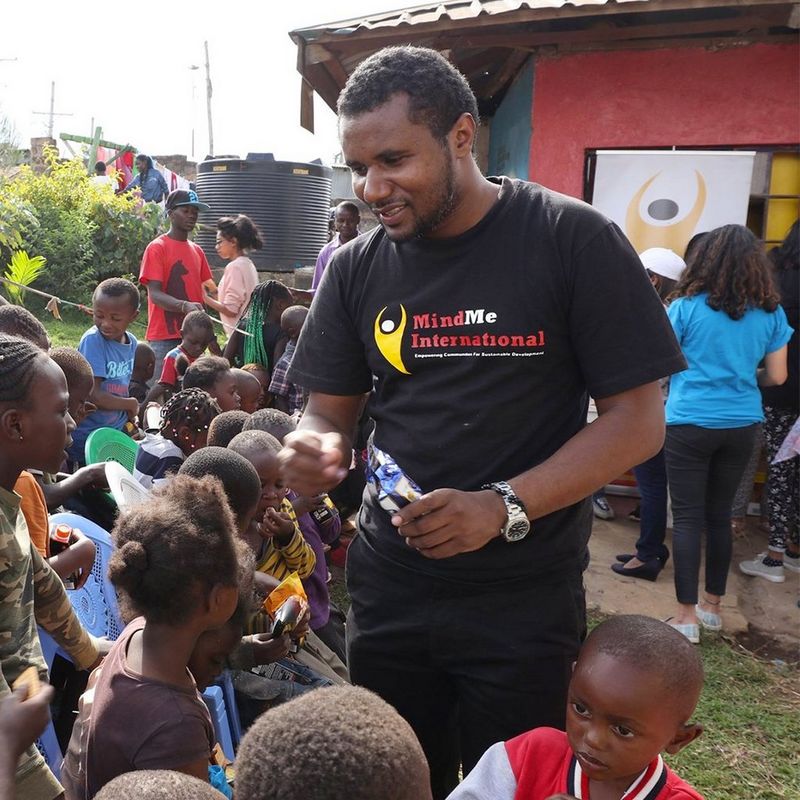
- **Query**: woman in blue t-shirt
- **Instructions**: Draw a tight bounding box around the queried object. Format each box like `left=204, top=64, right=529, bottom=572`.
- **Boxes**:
left=664, top=224, right=792, bottom=643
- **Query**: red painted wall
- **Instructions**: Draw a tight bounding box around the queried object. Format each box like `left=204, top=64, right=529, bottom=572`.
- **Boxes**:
left=529, top=43, right=800, bottom=198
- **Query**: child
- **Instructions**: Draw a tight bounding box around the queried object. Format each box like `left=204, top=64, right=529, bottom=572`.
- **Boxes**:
left=0, top=334, right=104, bottom=799
left=62, top=474, right=241, bottom=797
left=232, top=367, right=263, bottom=413
left=133, top=388, right=220, bottom=490
left=128, top=342, right=155, bottom=407
left=176, top=448, right=294, bottom=671
left=93, top=771, right=227, bottom=800
left=447, top=615, right=705, bottom=800
left=145, top=311, right=216, bottom=406
left=69, top=278, right=140, bottom=466
left=241, top=363, right=272, bottom=409
left=226, top=430, right=316, bottom=585
left=207, top=410, right=250, bottom=448
left=245, top=410, right=345, bottom=661
left=268, top=305, right=309, bottom=416
left=183, top=355, right=241, bottom=412
left=235, top=686, right=433, bottom=800
left=243, top=407, right=296, bottom=441
left=223, top=280, right=292, bottom=373
left=0, top=304, right=49, bottom=350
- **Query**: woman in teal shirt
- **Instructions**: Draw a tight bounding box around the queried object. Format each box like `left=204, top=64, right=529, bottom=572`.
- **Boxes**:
left=665, top=225, right=792, bottom=643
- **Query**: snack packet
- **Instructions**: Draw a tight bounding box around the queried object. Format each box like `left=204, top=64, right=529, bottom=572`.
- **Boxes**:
left=263, top=573, right=309, bottom=636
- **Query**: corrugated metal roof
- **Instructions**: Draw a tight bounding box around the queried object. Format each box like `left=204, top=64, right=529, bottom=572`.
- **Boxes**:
left=293, top=0, right=654, bottom=40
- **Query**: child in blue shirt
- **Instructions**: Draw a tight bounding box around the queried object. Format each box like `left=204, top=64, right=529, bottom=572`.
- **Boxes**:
left=68, top=278, right=140, bottom=466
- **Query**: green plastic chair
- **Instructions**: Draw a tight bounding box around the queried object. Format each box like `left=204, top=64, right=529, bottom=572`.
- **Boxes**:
left=84, top=427, right=139, bottom=474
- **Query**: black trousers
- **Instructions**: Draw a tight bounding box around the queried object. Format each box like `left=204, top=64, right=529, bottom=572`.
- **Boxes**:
left=665, top=423, right=758, bottom=604
left=346, top=533, right=586, bottom=800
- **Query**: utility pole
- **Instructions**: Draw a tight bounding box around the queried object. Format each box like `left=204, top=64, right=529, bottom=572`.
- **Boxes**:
left=204, top=41, right=214, bottom=157
left=33, top=81, right=72, bottom=139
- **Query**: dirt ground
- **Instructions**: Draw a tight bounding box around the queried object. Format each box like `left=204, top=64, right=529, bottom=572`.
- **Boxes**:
left=587, top=494, right=799, bottom=662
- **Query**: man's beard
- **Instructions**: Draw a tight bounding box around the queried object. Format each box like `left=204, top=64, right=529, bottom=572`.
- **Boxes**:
left=388, top=153, right=458, bottom=243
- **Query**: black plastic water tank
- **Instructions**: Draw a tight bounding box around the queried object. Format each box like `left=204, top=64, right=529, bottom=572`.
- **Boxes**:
left=195, top=158, right=332, bottom=272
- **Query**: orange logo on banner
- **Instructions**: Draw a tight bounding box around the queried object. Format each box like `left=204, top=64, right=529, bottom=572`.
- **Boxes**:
left=625, top=171, right=707, bottom=255
left=374, top=305, right=411, bottom=375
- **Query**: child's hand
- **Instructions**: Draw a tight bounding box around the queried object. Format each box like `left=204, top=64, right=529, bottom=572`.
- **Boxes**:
left=261, top=508, right=296, bottom=544
left=76, top=463, right=109, bottom=491
left=0, top=683, right=55, bottom=762
left=291, top=494, right=326, bottom=518
left=208, top=338, right=222, bottom=356
left=252, top=570, right=280, bottom=598
left=250, top=632, right=291, bottom=666
left=289, top=606, right=311, bottom=643
left=125, top=397, right=139, bottom=420
left=48, top=531, right=96, bottom=589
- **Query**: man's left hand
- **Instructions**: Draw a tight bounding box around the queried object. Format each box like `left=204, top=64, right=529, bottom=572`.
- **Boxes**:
left=391, top=489, right=507, bottom=559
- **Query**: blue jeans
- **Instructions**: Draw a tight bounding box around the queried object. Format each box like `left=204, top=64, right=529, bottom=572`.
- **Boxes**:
left=148, top=338, right=181, bottom=388
left=632, top=448, right=669, bottom=562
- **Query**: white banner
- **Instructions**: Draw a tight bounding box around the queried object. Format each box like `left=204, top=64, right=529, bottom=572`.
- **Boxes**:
left=592, top=150, right=755, bottom=256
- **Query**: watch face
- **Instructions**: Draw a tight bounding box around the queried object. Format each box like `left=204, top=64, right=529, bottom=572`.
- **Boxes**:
left=504, top=515, right=531, bottom=542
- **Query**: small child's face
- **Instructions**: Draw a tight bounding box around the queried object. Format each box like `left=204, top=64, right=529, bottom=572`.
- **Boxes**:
left=236, top=372, right=263, bottom=414
left=248, top=450, right=288, bottom=517
left=182, top=324, right=213, bottom=360
left=211, top=370, right=241, bottom=412
left=244, top=367, right=270, bottom=408
left=68, top=375, right=97, bottom=426
left=132, top=350, right=155, bottom=384
left=188, top=619, right=242, bottom=691
left=92, top=291, right=138, bottom=343
left=566, top=651, right=697, bottom=792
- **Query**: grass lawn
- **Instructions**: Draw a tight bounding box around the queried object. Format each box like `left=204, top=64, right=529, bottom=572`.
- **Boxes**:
left=34, top=307, right=800, bottom=800
left=32, top=302, right=149, bottom=347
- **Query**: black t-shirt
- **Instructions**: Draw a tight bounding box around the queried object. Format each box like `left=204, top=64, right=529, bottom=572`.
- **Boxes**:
left=289, top=178, right=686, bottom=582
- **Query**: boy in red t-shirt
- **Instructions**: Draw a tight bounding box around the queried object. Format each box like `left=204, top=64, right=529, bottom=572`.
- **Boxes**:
left=448, top=615, right=705, bottom=800
left=138, top=189, right=216, bottom=380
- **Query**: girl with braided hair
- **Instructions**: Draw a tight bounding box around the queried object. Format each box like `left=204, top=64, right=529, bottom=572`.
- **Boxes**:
left=0, top=334, right=104, bottom=800
left=663, top=224, right=792, bottom=642
left=223, top=280, right=292, bottom=373
left=132, top=387, right=221, bottom=490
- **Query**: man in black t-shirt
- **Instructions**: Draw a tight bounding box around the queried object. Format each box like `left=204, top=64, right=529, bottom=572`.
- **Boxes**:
left=281, top=47, right=686, bottom=800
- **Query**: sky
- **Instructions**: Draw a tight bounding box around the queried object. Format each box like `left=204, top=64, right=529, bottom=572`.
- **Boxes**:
left=0, top=0, right=407, bottom=167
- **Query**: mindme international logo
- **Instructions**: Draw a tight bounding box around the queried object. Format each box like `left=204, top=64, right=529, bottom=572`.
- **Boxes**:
left=374, top=304, right=547, bottom=374
left=374, top=305, right=411, bottom=375
left=625, top=170, right=707, bottom=254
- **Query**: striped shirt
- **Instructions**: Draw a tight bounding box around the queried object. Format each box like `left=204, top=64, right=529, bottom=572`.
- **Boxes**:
left=133, top=433, right=185, bottom=491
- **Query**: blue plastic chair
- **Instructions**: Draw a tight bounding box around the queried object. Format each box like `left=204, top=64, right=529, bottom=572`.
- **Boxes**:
left=218, top=671, right=243, bottom=748
left=50, top=512, right=124, bottom=640
left=202, top=685, right=235, bottom=762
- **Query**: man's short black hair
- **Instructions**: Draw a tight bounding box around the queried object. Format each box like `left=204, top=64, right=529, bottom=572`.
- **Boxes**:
left=338, top=45, right=479, bottom=140
left=93, top=277, right=140, bottom=311
left=336, top=201, right=360, bottom=217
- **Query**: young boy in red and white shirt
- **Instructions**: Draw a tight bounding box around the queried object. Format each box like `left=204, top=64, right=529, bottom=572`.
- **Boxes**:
left=448, top=615, right=705, bottom=800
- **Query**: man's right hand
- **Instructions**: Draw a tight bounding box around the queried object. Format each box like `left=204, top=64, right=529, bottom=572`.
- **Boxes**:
left=280, top=431, right=349, bottom=496
left=183, top=301, right=204, bottom=314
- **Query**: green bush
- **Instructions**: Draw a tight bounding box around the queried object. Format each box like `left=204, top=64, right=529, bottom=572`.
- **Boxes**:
left=0, top=148, right=162, bottom=302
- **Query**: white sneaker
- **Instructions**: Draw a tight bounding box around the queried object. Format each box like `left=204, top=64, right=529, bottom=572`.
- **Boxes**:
left=739, top=554, right=785, bottom=583
left=592, top=495, right=615, bottom=521
left=783, top=553, right=800, bottom=574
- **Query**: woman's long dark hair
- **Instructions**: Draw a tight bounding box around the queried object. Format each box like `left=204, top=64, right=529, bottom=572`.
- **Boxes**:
left=670, top=224, right=780, bottom=320
left=770, top=220, right=799, bottom=272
